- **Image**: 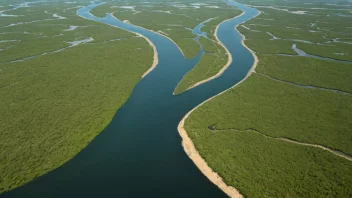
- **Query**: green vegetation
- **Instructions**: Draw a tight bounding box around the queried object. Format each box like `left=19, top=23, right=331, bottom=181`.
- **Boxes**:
left=236, top=2, right=352, bottom=61
left=0, top=0, right=243, bottom=193
left=187, top=74, right=352, bottom=153
left=256, top=55, right=352, bottom=93
left=187, top=128, right=352, bottom=197
left=185, top=0, right=352, bottom=197
left=174, top=37, right=228, bottom=94
left=246, top=39, right=295, bottom=54
left=2, top=0, right=352, bottom=196
left=298, top=42, right=352, bottom=61
left=92, top=2, right=203, bottom=58
left=186, top=75, right=352, bottom=197
left=91, top=0, right=241, bottom=93
left=102, top=2, right=240, bottom=59
left=0, top=24, right=134, bottom=62
left=0, top=1, right=153, bottom=193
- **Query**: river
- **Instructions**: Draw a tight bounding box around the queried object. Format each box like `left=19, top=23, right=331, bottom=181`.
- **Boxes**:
left=3, top=1, right=259, bottom=197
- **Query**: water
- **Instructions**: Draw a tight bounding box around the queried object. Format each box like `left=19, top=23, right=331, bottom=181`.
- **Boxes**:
left=3, top=1, right=259, bottom=197
left=292, top=44, right=352, bottom=64
left=186, top=17, right=215, bottom=51
left=192, top=17, right=214, bottom=38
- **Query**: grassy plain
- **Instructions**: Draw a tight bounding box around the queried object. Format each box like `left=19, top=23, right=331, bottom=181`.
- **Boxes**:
left=0, top=1, right=153, bottom=193
left=184, top=0, right=352, bottom=197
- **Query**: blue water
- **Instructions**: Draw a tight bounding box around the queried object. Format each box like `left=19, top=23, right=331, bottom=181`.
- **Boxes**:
left=3, top=1, right=259, bottom=197
left=186, top=17, right=214, bottom=51
left=192, top=18, right=214, bottom=38
left=291, top=44, right=352, bottom=64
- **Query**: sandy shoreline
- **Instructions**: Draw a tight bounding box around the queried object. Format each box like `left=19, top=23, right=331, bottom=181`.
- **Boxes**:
left=140, top=34, right=158, bottom=78
left=117, top=18, right=186, bottom=78
left=80, top=11, right=184, bottom=78
left=79, top=14, right=160, bottom=79
left=185, top=12, right=245, bottom=91
left=143, top=27, right=186, bottom=58
left=117, top=19, right=158, bottom=78
left=122, top=19, right=186, bottom=58
left=178, top=116, right=242, bottom=198
left=177, top=12, right=260, bottom=198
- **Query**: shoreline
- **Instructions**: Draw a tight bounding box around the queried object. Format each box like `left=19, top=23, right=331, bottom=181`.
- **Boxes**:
left=122, top=19, right=186, bottom=58
left=177, top=12, right=260, bottom=198
left=78, top=14, right=160, bottom=79
left=184, top=12, right=245, bottom=91
left=80, top=8, right=185, bottom=78
left=117, top=19, right=158, bottom=78
left=140, top=33, right=158, bottom=78
left=172, top=15, right=240, bottom=95
left=114, top=17, right=186, bottom=78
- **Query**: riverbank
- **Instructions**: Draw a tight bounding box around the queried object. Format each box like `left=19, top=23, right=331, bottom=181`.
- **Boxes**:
left=177, top=16, right=259, bottom=198
left=178, top=110, right=242, bottom=198
left=0, top=14, right=154, bottom=194
left=139, top=34, right=158, bottom=78
left=183, top=13, right=245, bottom=91
left=121, top=18, right=186, bottom=58
left=114, top=18, right=158, bottom=78
left=172, top=16, right=238, bottom=95
left=182, top=1, right=352, bottom=196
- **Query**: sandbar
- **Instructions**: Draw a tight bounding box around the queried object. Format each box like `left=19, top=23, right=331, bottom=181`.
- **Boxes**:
left=177, top=12, right=260, bottom=198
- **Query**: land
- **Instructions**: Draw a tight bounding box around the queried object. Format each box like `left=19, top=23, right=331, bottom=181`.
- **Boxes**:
left=0, top=1, right=153, bottom=193
left=174, top=35, right=230, bottom=94
left=90, top=1, right=241, bottom=94
left=0, top=0, right=240, bottom=194
left=1, top=0, right=352, bottom=197
left=183, top=0, right=352, bottom=197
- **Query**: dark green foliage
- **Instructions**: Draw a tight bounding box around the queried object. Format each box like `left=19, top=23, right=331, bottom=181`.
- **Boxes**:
left=256, top=55, right=352, bottom=93
left=0, top=2, right=152, bottom=193
left=298, top=43, right=352, bottom=61
left=186, top=75, right=352, bottom=197
left=185, top=0, right=352, bottom=197
left=0, top=38, right=153, bottom=193
left=174, top=38, right=228, bottom=94
left=91, top=0, right=241, bottom=85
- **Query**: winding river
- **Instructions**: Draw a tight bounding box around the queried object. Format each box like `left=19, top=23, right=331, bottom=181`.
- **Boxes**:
left=3, top=1, right=259, bottom=197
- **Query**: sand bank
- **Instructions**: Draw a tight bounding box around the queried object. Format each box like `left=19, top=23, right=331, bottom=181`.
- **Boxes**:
left=178, top=115, right=242, bottom=198
left=139, top=34, right=158, bottom=78
left=113, top=16, right=186, bottom=78
left=77, top=13, right=159, bottom=78
left=177, top=12, right=260, bottom=198
left=113, top=18, right=158, bottom=78
left=122, top=18, right=185, bottom=58
left=184, top=13, right=245, bottom=91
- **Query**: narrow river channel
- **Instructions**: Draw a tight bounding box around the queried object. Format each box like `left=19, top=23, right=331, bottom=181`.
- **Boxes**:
left=3, top=1, right=259, bottom=197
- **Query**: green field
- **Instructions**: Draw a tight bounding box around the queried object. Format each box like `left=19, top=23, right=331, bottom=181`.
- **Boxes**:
left=184, top=0, right=352, bottom=197
left=0, top=1, right=153, bottom=193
